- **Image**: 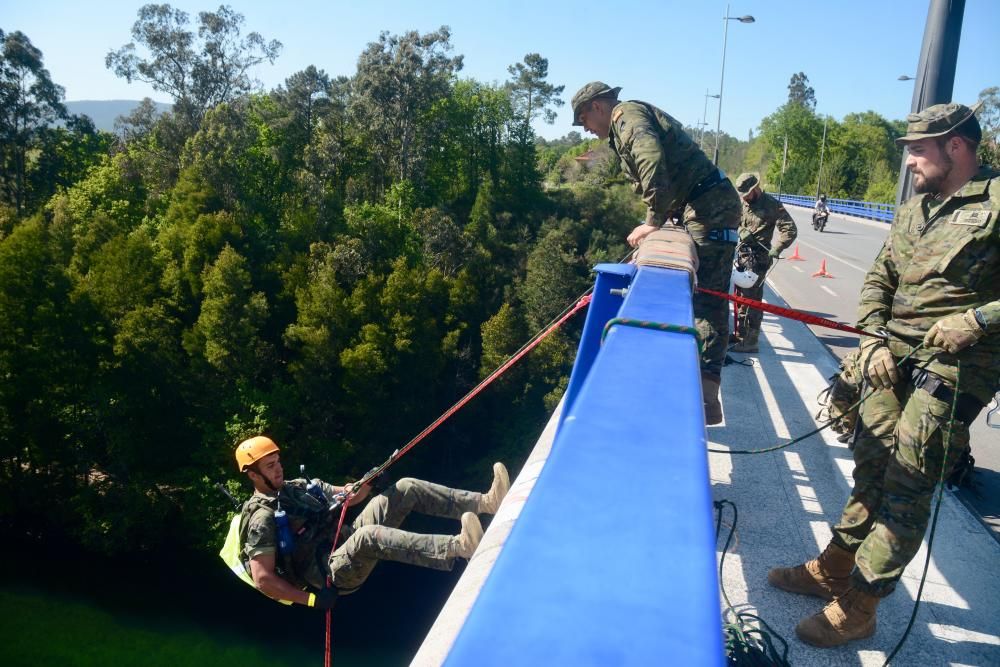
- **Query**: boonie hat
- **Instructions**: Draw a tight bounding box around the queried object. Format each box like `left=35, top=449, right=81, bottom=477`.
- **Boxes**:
left=895, top=101, right=983, bottom=145
left=571, top=81, right=622, bottom=125
left=734, top=172, right=761, bottom=195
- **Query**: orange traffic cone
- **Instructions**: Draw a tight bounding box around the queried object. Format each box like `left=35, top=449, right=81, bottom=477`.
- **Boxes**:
left=787, top=244, right=806, bottom=261
left=812, top=259, right=834, bottom=278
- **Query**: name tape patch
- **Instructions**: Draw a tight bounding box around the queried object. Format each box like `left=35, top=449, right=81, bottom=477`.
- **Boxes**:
left=949, top=210, right=992, bottom=227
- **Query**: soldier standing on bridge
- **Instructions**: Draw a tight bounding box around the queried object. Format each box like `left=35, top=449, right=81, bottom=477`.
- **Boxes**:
left=730, top=172, right=797, bottom=353
left=768, top=102, right=999, bottom=648
left=571, top=82, right=742, bottom=424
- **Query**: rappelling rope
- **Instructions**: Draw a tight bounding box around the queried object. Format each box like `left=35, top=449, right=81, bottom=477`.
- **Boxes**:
left=320, top=279, right=603, bottom=665
left=697, top=286, right=884, bottom=339
left=707, top=343, right=925, bottom=455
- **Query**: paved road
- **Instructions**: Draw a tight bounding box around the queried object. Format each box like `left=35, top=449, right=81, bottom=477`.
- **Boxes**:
left=763, top=205, right=1000, bottom=539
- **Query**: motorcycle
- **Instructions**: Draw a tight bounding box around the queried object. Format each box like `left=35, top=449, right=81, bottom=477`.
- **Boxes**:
left=812, top=210, right=829, bottom=232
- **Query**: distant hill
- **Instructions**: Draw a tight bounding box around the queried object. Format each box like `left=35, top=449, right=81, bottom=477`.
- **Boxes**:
left=65, top=100, right=172, bottom=133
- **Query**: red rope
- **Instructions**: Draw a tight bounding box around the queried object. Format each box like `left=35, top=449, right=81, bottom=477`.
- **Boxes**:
left=320, top=292, right=593, bottom=665
left=389, top=293, right=592, bottom=466
left=324, top=499, right=351, bottom=667
left=696, top=286, right=882, bottom=338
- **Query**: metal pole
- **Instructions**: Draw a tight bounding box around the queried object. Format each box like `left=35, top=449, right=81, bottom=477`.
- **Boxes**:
left=701, top=90, right=710, bottom=150
left=713, top=4, right=730, bottom=165
left=895, top=0, right=966, bottom=206
left=815, top=116, right=828, bottom=200
left=701, top=90, right=719, bottom=151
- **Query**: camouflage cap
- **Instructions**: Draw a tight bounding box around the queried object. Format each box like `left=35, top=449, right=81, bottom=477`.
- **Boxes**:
left=895, top=101, right=983, bottom=145
left=734, top=172, right=761, bottom=195
left=571, top=81, right=622, bottom=126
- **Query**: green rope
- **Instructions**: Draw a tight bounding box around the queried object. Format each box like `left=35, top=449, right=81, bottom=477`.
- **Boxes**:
left=601, top=317, right=703, bottom=354
left=715, top=499, right=791, bottom=667
left=709, top=342, right=926, bottom=455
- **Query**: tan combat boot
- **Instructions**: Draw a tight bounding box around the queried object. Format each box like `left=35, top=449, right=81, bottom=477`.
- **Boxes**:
left=478, top=462, right=510, bottom=515
left=453, top=512, right=483, bottom=559
left=702, top=373, right=723, bottom=425
left=767, top=542, right=854, bottom=601
left=732, top=330, right=759, bottom=353
left=795, top=588, right=880, bottom=647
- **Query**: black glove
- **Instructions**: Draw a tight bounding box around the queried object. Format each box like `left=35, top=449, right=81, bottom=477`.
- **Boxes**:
left=308, top=588, right=338, bottom=610
left=366, top=467, right=390, bottom=494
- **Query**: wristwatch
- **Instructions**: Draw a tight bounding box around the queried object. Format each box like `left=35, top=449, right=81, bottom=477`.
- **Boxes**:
left=973, top=308, right=987, bottom=330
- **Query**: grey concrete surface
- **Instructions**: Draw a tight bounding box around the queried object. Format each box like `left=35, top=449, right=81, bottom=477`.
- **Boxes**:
left=713, top=285, right=1000, bottom=666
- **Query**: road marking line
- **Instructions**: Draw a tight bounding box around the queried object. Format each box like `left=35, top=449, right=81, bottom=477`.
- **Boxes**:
left=820, top=285, right=838, bottom=297
left=792, top=265, right=803, bottom=273
left=796, top=238, right=871, bottom=274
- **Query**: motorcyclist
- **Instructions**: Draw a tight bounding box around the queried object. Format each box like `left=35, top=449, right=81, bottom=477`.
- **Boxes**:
left=813, top=195, right=831, bottom=230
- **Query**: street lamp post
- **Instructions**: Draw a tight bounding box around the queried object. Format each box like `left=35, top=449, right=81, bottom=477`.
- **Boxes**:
left=815, top=116, right=828, bottom=200
left=701, top=90, right=719, bottom=151
left=713, top=4, right=755, bottom=165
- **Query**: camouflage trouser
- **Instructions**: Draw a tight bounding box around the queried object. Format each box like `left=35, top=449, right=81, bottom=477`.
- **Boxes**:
left=692, top=239, right=736, bottom=376
left=734, top=251, right=770, bottom=336
left=684, top=182, right=740, bottom=378
left=830, top=381, right=971, bottom=596
left=329, top=478, right=480, bottom=593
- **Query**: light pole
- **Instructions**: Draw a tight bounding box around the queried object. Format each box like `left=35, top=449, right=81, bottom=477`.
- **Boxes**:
left=713, top=4, right=755, bottom=165
left=815, top=116, right=828, bottom=200
left=702, top=90, right=719, bottom=151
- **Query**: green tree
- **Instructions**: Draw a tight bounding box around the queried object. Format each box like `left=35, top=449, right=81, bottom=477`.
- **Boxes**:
left=505, top=53, right=565, bottom=125
left=787, top=72, right=816, bottom=109
left=0, top=30, right=68, bottom=213
left=106, top=4, right=281, bottom=126
left=188, top=244, right=270, bottom=376
left=977, top=86, right=999, bottom=169
left=350, top=27, right=463, bottom=191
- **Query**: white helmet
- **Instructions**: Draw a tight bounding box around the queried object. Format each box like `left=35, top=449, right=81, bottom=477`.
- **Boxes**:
left=732, top=243, right=766, bottom=290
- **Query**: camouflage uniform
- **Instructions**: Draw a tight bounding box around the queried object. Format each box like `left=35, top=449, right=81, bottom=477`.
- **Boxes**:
left=831, top=149, right=999, bottom=596
left=241, top=477, right=481, bottom=595
left=606, top=100, right=742, bottom=377
left=733, top=173, right=797, bottom=337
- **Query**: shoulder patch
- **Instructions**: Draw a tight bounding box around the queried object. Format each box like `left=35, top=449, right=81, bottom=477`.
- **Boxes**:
left=612, top=107, right=623, bottom=122
left=949, top=209, right=992, bottom=227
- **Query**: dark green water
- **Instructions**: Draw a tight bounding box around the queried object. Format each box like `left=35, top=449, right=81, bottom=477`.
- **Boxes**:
left=1, top=515, right=466, bottom=666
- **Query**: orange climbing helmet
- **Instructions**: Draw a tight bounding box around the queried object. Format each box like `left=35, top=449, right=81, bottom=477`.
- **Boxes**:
left=235, top=435, right=280, bottom=472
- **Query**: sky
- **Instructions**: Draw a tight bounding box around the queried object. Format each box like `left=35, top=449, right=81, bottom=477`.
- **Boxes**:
left=3, top=0, right=998, bottom=141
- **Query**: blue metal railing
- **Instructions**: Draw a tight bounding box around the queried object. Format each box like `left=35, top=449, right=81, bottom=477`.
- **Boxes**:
left=443, top=262, right=723, bottom=666
left=777, top=194, right=895, bottom=223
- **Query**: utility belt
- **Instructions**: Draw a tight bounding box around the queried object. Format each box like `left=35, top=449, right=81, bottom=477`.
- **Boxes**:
left=687, top=168, right=729, bottom=204
left=905, top=364, right=985, bottom=425
left=706, top=228, right=741, bottom=244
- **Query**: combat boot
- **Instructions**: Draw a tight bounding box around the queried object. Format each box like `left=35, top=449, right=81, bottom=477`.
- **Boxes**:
left=702, top=373, right=723, bottom=425
left=767, top=542, right=854, bottom=601
left=452, top=512, right=483, bottom=559
left=732, top=330, right=759, bottom=353
left=795, top=588, right=880, bottom=647
left=478, top=462, right=510, bottom=515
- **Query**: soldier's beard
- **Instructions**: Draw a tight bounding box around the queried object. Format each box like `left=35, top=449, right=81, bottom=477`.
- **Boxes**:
left=912, top=151, right=953, bottom=194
